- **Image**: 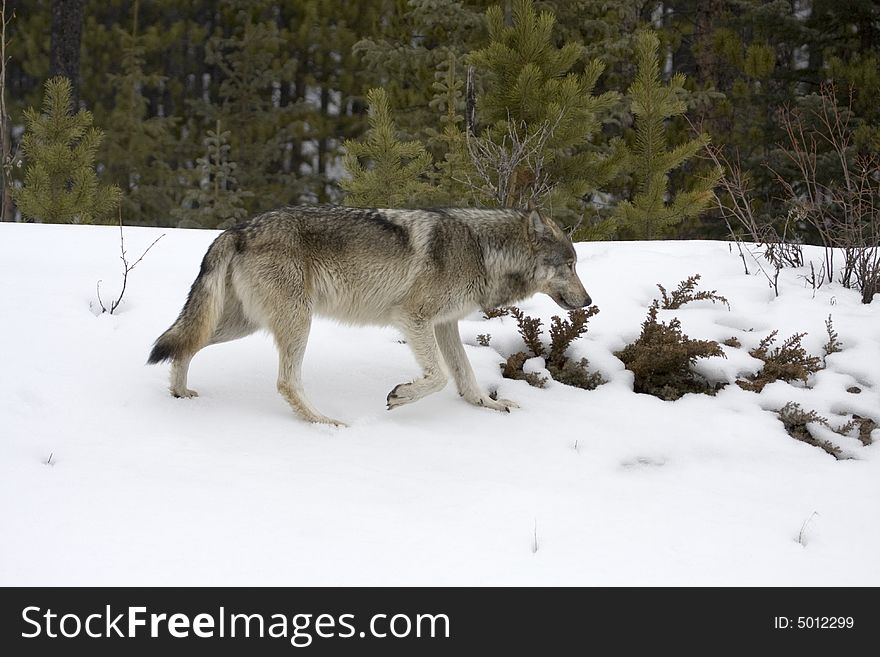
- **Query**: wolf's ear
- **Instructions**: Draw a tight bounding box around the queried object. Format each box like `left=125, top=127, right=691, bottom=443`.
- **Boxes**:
left=527, top=209, right=546, bottom=237
left=527, top=208, right=557, bottom=238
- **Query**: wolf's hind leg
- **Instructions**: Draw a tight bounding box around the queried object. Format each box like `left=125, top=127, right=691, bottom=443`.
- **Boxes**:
left=273, top=313, right=346, bottom=427
left=434, top=320, right=518, bottom=413
left=169, top=297, right=257, bottom=399
left=208, top=293, right=257, bottom=345
left=170, top=354, right=198, bottom=398
left=387, top=318, right=449, bottom=409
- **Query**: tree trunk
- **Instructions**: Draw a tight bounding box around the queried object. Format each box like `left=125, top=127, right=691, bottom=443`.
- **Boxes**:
left=0, top=121, right=11, bottom=222
left=1, top=0, right=12, bottom=221
left=50, top=0, right=84, bottom=110
left=693, top=0, right=723, bottom=88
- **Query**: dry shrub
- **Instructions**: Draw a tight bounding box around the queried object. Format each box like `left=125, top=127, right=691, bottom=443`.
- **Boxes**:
left=482, top=307, right=510, bottom=320
left=836, top=415, right=877, bottom=447
left=501, top=306, right=604, bottom=390
left=854, top=417, right=877, bottom=446
left=737, top=331, right=822, bottom=392
left=822, top=315, right=842, bottom=359
left=778, top=403, right=875, bottom=456
left=615, top=301, right=725, bottom=400
left=547, top=357, right=605, bottom=389
left=657, top=274, right=729, bottom=310
left=501, top=351, right=548, bottom=388
left=509, top=307, right=546, bottom=357
left=773, top=85, right=880, bottom=305
left=777, top=402, right=844, bottom=458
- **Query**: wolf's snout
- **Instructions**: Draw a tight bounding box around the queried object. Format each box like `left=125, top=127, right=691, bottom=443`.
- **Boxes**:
left=571, top=280, right=591, bottom=308
left=553, top=290, right=591, bottom=310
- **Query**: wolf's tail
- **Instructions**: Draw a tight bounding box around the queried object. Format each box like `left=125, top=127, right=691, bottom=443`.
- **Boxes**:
left=147, top=231, right=237, bottom=364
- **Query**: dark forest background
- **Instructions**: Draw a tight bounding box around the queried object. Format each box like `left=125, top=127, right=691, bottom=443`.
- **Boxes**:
left=1, top=0, right=878, bottom=243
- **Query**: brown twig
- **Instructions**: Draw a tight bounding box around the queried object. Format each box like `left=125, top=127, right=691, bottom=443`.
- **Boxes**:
left=769, top=84, right=879, bottom=302
left=457, top=112, right=562, bottom=209
left=99, top=211, right=165, bottom=314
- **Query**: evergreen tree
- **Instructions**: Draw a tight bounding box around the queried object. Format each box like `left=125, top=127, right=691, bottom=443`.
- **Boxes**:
left=189, top=6, right=297, bottom=212
left=826, top=53, right=880, bottom=151
left=9, top=0, right=875, bottom=245
left=662, top=0, right=818, bottom=237
left=49, top=0, right=83, bottom=108
left=353, top=0, right=488, bottom=143
left=172, top=120, right=251, bottom=229
left=341, top=87, right=436, bottom=208
left=425, top=52, right=475, bottom=204
left=353, top=1, right=488, bottom=206
left=613, top=30, right=718, bottom=240
left=469, top=0, right=622, bottom=217
left=14, top=76, right=120, bottom=223
left=545, top=0, right=643, bottom=87
left=280, top=0, right=384, bottom=202
left=814, top=0, right=880, bottom=151
left=101, top=1, right=178, bottom=225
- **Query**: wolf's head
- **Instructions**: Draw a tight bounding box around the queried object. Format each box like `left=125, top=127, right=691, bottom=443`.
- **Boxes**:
left=526, top=209, right=592, bottom=310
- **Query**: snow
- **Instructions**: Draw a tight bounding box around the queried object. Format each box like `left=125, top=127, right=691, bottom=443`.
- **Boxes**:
left=1, top=223, right=878, bottom=586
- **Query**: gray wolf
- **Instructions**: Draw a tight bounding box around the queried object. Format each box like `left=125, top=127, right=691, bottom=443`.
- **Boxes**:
left=148, top=205, right=591, bottom=425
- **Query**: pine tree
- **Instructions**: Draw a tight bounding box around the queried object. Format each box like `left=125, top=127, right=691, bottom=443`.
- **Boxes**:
left=190, top=7, right=297, bottom=212
left=613, top=30, right=718, bottom=240
left=545, top=0, right=643, bottom=92
left=425, top=52, right=474, bottom=205
left=101, top=1, right=177, bottom=225
left=14, top=76, right=121, bottom=223
left=172, top=120, right=251, bottom=229
left=353, top=0, right=488, bottom=143
left=662, top=0, right=818, bottom=238
left=279, top=0, right=385, bottom=202
left=827, top=54, right=880, bottom=151
left=341, top=87, right=436, bottom=208
left=49, top=0, right=84, bottom=109
left=468, top=0, right=622, bottom=217
left=816, top=0, right=880, bottom=152
left=353, top=1, right=487, bottom=206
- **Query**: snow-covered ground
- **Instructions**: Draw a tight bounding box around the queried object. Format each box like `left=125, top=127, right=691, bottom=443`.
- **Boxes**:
left=1, top=223, right=878, bottom=586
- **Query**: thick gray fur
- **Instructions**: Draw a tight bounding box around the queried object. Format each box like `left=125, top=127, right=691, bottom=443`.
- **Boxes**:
left=148, top=205, right=591, bottom=425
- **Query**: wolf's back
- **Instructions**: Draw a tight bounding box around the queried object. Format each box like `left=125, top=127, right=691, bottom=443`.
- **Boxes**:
left=147, top=230, right=237, bottom=364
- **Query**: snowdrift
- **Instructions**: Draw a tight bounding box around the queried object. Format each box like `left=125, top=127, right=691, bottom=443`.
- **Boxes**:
left=1, top=222, right=878, bottom=585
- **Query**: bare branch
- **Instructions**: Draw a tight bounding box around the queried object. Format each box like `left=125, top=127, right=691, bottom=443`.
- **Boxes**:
left=458, top=112, right=562, bottom=209
left=104, top=211, right=166, bottom=314
left=769, top=84, right=880, bottom=303
left=96, top=279, right=106, bottom=313
left=702, top=141, right=789, bottom=294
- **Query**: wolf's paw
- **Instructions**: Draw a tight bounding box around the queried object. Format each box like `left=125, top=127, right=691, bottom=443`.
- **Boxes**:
left=171, top=387, right=199, bottom=399
left=465, top=394, right=519, bottom=413
left=386, top=382, right=417, bottom=410
left=312, top=414, right=348, bottom=428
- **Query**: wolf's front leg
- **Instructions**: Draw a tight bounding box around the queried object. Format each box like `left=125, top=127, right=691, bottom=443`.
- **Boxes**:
left=387, top=318, right=448, bottom=409
left=434, top=320, right=518, bottom=413
left=275, top=311, right=346, bottom=426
